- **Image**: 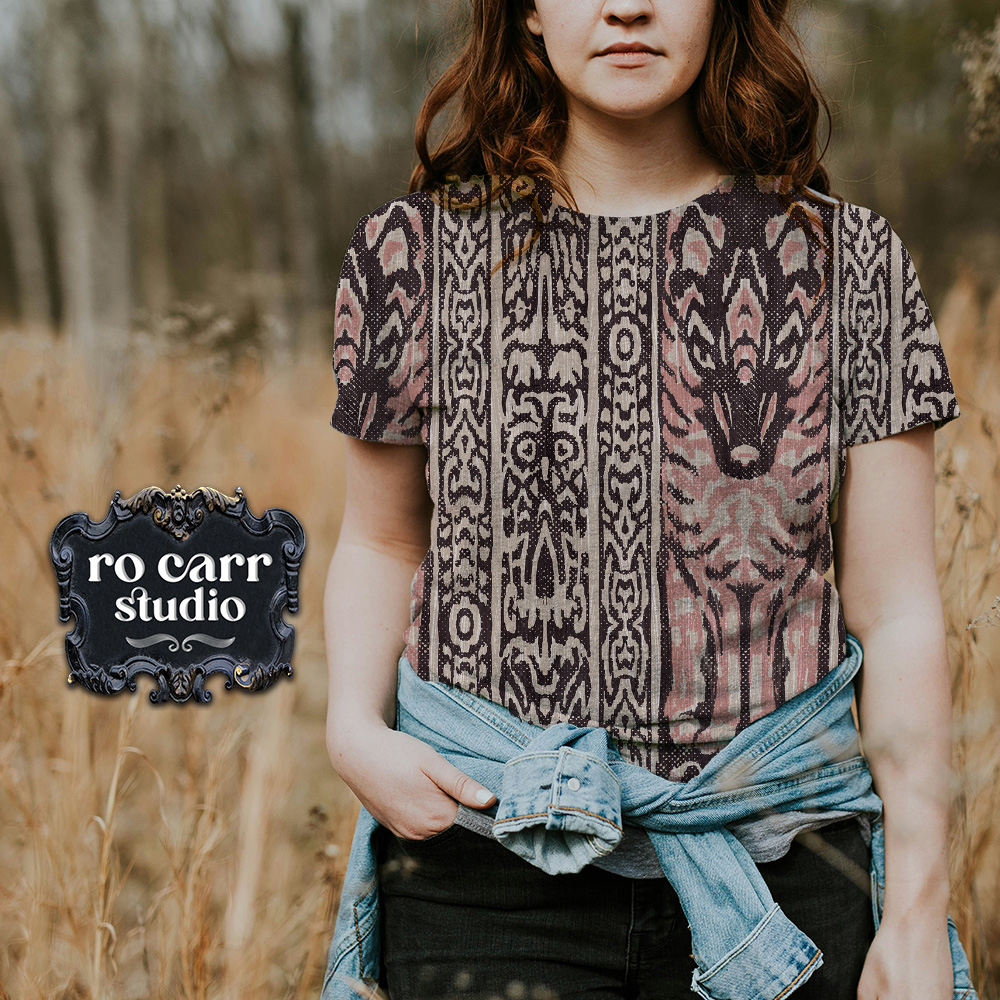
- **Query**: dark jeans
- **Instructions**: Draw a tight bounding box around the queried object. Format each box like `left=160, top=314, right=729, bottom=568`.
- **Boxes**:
left=375, top=816, right=875, bottom=1000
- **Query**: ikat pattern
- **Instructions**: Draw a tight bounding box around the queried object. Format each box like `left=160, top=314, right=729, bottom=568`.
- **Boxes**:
left=330, top=173, right=961, bottom=781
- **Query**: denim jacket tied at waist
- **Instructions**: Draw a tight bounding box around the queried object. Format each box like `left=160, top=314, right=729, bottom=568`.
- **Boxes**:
left=321, top=633, right=978, bottom=1000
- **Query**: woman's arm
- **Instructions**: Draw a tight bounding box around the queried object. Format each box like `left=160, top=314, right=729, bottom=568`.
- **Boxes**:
left=325, top=437, right=430, bottom=737
left=324, top=436, right=496, bottom=839
left=832, top=422, right=953, bottom=998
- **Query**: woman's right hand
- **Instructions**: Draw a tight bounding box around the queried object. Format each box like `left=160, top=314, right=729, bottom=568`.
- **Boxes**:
left=327, top=717, right=497, bottom=840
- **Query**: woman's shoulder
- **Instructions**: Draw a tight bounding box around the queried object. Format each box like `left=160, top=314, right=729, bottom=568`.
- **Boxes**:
left=791, top=181, right=892, bottom=234
left=356, top=189, right=437, bottom=228
left=750, top=177, right=908, bottom=254
left=344, top=191, right=438, bottom=277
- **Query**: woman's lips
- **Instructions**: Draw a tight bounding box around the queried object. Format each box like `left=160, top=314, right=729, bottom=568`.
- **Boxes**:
left=597, top=50, right=659, bottom=66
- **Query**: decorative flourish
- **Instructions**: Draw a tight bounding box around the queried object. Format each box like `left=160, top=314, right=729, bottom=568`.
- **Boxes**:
left=180, top=633, right=235, bottom=651
left=126, top=633, right=182, bottom=651
left=120, top=484, right=245, bottom=540
left=126, top=633, right=235, bottom=651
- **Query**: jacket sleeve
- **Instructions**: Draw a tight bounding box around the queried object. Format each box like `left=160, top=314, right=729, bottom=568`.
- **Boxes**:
left=330, top=203, right=430, bottom=444
left=841, top=208, right=961, bottom=447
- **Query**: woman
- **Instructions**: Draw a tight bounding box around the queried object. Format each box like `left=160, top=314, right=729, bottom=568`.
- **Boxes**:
left=323, top=1, right=969, bottom=998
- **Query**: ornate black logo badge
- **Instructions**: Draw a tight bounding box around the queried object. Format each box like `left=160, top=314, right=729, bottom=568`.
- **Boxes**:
left=50, top=485, right=305, bottom=703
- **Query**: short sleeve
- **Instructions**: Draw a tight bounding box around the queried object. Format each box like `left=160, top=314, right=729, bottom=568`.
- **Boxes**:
left=841, top=209, right=961, bottom=447
left=330, top=201, right=430, bottom=444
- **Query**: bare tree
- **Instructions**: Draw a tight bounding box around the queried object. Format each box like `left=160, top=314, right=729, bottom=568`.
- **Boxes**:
left=0, top=79, right=52, bottom=329
left=43, top=0, right=97, bottom=350
left=92, top=0, right=144, bottom=352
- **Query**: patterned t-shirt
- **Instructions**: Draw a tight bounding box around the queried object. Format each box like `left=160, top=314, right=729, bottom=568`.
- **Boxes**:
left=330, top=171, right=961, bottom=781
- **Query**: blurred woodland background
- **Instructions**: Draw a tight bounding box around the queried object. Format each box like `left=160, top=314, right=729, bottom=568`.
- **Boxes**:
left=1, top=0, right=999, bottom=997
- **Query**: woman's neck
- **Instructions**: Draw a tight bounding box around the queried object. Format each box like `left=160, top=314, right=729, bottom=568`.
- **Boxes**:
left=553, top=93, right=730, bottom=217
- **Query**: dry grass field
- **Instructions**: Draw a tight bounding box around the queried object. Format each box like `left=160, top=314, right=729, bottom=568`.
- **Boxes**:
left=0, top=268, right=998, bottom=998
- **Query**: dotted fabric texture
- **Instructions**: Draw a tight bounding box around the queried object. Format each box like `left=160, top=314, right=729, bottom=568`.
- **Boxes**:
left=330, top=172, right=961, bottom=782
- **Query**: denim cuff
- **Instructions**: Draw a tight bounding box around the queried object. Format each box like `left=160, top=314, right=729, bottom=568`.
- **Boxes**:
left=689, top=903, right=823, bottom=1000
left=492, top=745, right=623, bottom=874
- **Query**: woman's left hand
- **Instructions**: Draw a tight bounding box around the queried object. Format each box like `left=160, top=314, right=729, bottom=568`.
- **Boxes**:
left=857, top=909, right=952, bottom=1000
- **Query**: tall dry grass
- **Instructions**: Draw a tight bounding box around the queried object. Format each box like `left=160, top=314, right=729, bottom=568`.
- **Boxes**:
left=0, top=267, right=997, bottom=997
left=0, top=323, right=360, bottom=998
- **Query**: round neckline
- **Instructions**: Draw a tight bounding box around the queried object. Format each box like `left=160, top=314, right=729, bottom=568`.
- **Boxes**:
left=547, top=172, right=741, bottom=223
